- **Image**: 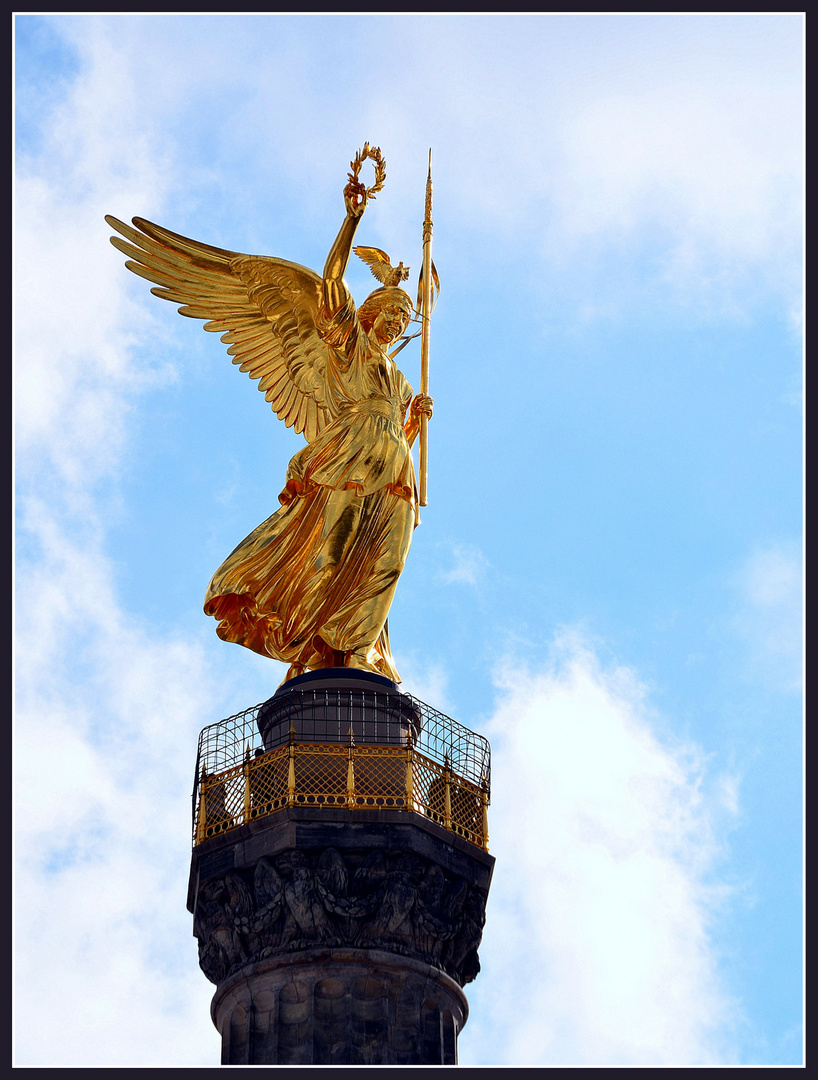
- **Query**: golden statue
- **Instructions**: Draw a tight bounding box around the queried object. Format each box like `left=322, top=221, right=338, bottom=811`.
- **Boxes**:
left=107, top=146, right=434, bottom=684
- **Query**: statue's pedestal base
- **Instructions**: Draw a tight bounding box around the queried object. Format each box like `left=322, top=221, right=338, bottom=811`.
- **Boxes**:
left=189, top=675, right=493, bottom=1066
left=213, top=948, right=466, bottom=1066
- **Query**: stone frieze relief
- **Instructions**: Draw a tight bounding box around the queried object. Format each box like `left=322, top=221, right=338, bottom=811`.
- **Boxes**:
left=193, top=846, right=486, bottom=987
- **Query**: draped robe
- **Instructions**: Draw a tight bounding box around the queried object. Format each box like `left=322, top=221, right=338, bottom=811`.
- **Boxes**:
left=204, top=295, right=417, bottom=682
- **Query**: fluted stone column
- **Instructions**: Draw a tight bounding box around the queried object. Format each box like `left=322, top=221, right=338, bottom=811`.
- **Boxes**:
left=212, top=950, right=466, bottom=1065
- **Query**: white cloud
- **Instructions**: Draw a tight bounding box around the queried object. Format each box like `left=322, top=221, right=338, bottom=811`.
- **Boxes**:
left=396, top=653, right=452, bottom=715
left=20, top=14, right=799, bottom=329
left=462, top=631, right=739, bottom=1067
left=14, top=21, right=177, bottom=488
left=14, top=527, right=225, bottom=1065
left=14, top=460, right=228, bottom=1065
left=731, top=543, right=803, bottom=693
left=558, top=81, right=801, bottom=251
left=439, top=542, right=489, bottom=586
left=359, top=14, right=802, bottom=318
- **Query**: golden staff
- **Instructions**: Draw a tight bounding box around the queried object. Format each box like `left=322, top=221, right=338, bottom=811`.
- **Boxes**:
left=419, top=150, right=434, bottom=507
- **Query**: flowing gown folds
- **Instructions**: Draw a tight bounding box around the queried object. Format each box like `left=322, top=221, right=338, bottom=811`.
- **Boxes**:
left=204, top=297, right=417, bottom=682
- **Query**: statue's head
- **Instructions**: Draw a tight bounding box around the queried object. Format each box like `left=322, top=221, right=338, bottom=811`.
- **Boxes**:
left=358, top=287, right=413, bottom=344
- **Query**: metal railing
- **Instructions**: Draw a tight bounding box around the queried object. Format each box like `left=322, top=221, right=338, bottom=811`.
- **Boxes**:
left=192, top=689, right=491, bottom=851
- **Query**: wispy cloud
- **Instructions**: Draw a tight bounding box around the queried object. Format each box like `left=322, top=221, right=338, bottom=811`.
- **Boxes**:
left=378, top=14, right=803, bottom=319
left=14, top=25, right=177, bottom=489
left=463, top=630, right=739, bottom=1066
left=14, top=513, right=224, bottom=1065
left=731, top=542, right=803, bottom=693
left=439, top=541, right=489, bottom=586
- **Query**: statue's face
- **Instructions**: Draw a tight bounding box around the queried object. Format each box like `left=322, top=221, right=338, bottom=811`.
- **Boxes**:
left=374, top=301, right=411, bottom=345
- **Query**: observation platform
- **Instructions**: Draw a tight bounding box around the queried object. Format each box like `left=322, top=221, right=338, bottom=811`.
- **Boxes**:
left=191, top=669, right=492, bottom=852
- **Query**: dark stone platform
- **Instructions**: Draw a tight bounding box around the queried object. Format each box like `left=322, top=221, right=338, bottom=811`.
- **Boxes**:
left=256, top=668, right=422, bottom=749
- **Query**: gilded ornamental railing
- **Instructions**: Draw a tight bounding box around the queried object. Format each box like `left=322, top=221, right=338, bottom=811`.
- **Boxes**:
left=193, top=689, right=491, bottom=851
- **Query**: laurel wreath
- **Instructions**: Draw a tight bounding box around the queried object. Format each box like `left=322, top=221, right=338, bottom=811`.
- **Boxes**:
left=348, top=142, right=386, bottom=202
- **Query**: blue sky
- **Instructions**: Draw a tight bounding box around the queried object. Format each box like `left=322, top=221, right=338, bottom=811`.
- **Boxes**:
left=14, top=13, right=803, bottom=1067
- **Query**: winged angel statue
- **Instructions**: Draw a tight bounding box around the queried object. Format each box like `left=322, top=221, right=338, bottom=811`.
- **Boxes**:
left=107, top=147, right=432, bottom=684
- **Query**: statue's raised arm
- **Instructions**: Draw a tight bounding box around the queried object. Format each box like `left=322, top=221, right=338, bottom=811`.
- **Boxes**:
left=107, top=146, right=431, bottom=685
left=321, top=164, right=369, bottom=316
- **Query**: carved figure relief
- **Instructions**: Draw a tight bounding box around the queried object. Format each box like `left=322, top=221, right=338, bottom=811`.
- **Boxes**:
left=193, top=846, right=486, bottom=987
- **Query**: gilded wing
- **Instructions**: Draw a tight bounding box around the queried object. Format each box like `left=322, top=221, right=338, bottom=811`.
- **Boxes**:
left=107, top=215, right=333, bottom=442
left=353, top=245, right=410, bottom=286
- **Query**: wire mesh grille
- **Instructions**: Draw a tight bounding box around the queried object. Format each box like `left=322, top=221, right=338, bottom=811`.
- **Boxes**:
left=192, top=688, right=491, bottom=849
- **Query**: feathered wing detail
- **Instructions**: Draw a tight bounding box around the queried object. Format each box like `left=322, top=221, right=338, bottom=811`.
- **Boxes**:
left=353, top=245, right=410, bottom=286
left=106, top=215, right=333, bottom=442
